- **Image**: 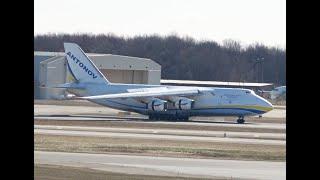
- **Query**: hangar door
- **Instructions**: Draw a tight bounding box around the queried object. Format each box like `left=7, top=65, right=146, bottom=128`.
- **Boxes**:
left=100, top=69, right=147, bottom=84
left=39, top=57, right=66, bottom=99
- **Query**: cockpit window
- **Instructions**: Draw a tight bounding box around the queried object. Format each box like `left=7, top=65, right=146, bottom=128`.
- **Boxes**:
left=245, top=91, right=251, bottom=94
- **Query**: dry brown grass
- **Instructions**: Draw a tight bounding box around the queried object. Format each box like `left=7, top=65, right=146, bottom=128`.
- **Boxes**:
left=35, top=164, right=220, bottom=180
left=35, top=134, right=285, bottom=161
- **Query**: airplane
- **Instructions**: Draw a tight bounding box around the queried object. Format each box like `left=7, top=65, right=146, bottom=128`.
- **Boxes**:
left=270, top=86, right=286, bottom=100
left=56, top=43, right=274, bottom=124
left=258, top=86, right=286, bottom=100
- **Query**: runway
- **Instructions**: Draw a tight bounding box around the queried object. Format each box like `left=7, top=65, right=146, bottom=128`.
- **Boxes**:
left=34, top=104, right=286, bottom=119
left=34, top=104, right=286, bottom=132
left=35, top=151, right=286, bottom=180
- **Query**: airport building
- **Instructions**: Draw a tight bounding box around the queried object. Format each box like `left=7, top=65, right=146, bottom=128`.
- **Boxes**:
left=34, top=51, right=161, bottom=99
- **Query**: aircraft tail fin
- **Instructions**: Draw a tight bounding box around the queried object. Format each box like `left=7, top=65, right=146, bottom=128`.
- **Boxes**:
left=64, top=43, right=110, bottom=84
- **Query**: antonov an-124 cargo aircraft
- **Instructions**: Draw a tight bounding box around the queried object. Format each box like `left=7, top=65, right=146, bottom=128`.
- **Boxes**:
left=57, top=43, right=273, bottom=124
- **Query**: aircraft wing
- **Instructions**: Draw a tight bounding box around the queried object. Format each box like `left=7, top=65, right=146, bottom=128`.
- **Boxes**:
left=78, top=88, right=200, bottom=100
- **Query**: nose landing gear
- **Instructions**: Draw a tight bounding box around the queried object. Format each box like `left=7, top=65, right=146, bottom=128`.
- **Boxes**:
left=237, top=116, right=245, bottom=124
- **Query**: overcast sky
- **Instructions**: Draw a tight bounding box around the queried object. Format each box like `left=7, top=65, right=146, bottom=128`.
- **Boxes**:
left=34, top=0, right=286, bottom=48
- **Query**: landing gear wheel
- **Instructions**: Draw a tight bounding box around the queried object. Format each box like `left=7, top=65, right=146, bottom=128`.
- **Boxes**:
left=237, top=117, right=245, bottom=124
left=149, top=115, right=156, bottom=120
left=182, top=116, right=189, bottom=121
left=177, top=116, right=189, bottom=121
left=169, top=116, right=176, bottom=121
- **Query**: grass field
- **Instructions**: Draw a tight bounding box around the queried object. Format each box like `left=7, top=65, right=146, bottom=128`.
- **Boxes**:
left=35, top=164, right=222, bottom=180
left=35, top=134, right=285, bottom=161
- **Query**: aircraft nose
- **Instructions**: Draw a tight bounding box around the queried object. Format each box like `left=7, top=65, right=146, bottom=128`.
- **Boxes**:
left=259, top=97, right=274, bottom=112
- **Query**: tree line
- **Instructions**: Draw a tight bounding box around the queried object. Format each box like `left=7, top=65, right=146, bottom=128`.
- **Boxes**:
left=34, top=33, right=286, bottom=85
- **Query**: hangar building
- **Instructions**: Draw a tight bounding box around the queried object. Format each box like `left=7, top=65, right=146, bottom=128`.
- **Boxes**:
left=34, top=51, right=161, bottom=99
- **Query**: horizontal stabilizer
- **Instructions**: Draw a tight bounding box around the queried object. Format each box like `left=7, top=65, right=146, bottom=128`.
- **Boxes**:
left=41, top=83, right=86, bottom=89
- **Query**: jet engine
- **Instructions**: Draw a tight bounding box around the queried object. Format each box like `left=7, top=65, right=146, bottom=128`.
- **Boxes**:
left=147, top=99, right=168, bottom=111
left=174, top=98, right=194, bottom=110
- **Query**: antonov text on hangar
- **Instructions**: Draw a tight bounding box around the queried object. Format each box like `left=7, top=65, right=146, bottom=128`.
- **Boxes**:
left=34, top=51, right=161, bottom=99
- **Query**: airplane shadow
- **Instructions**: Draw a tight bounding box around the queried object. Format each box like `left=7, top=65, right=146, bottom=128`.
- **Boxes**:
left=35, top=114, right=146, bottom=121
left=188, top=120, right=252, bottom=125
left=34, top=114, right=253, bottom=124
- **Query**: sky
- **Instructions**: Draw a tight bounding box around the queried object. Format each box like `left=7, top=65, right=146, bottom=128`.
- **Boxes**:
left=34, top=0, right=286, bottom=48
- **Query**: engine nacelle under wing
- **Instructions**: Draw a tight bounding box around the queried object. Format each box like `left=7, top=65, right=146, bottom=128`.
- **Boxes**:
left=174, top=98, right=194, bottom=110
left=147, top=98, right=168, bottom=111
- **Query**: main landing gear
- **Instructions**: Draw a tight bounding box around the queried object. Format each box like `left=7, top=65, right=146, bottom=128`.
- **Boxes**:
left=237, top=116, right=245, bottom=124
left=149, top=114, right=189, bottom=121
